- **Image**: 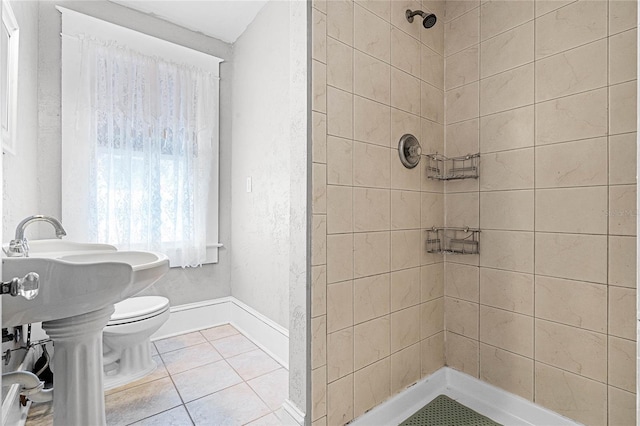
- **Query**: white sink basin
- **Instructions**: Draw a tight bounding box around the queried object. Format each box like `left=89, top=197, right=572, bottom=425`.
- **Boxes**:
left=2, top=240, right=169, bottom=327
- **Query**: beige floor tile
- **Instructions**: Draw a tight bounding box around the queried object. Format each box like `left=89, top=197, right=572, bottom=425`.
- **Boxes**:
left=226, top=349, right=283, bottom=381
left=130, top=406, right=194, bottom=425
left=211, top=333, right=259, bottom=358
left=200, top=324, right=239, bottom=341
left=105, top=377, right=183, bottom=426
left=172, top=360, right=243, bottom=402
left=246, top=413, right=284, bottom=426
left=247, top=368, right=289, bottom=410
left=106, top=355, right=169, bottom=396
left=160, top=342, right=222, bottom=375
left=25, top=402, right=53, bottom=426
left=186, top=383, right=271, bottom=426
left=154, top=331, right=207, bottom=354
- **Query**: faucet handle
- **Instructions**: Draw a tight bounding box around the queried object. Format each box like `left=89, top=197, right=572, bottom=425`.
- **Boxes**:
left=7, top=239, right=27, bottom=257
left=1, top=272, right=40, bottom=300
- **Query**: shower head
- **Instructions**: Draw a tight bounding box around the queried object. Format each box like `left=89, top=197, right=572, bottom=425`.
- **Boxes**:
left=405, top=9, right=437, bottom=29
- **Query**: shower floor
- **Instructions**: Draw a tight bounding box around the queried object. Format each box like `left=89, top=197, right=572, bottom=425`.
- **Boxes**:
left=400, top=395, right=501, bottom=426
left=25, top=325, right=288, bottom=425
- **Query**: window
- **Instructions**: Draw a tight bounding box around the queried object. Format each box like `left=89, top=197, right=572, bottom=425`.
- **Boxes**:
left=60, top=8, right=221, bottom=267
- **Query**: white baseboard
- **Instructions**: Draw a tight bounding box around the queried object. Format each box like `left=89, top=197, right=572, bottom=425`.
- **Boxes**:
left=351, top=367, right=582, bottom=426
left=280, top=399, right=306, bottom=425
left=151, top=296, right=289, bottom=369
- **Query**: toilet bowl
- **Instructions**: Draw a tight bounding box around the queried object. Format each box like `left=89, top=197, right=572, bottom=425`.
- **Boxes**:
left=102, top=296, right=170, bottom=390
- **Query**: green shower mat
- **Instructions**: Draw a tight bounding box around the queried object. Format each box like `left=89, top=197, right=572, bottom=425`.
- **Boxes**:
left=399, top=395, right=502, bottom=426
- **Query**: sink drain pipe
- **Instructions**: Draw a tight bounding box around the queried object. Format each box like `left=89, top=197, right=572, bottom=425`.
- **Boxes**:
left=2, top=371, right=53, bottom=403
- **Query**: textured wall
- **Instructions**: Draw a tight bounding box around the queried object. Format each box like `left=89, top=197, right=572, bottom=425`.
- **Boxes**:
left=310, top=0, right=446, bottom=424
left=230, top=0, right=291, bottom=329
left=442, top=1, right=637, bottom=425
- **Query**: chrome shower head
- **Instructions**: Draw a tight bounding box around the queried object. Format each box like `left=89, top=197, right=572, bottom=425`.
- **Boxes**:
left=405, top=9, right=437, bottom=29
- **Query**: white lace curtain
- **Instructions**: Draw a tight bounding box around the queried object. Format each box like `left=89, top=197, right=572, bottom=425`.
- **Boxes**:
left=67, top=37, right=217, bottom=267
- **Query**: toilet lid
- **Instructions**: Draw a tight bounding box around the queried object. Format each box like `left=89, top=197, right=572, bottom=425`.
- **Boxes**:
left=110, top=296, right=169, bottom=323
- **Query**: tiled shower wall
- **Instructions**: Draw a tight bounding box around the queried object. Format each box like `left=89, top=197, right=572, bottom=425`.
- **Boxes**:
left=311, top=0, right=447, bottom=424
left=442, top=1, right=638, bottom=426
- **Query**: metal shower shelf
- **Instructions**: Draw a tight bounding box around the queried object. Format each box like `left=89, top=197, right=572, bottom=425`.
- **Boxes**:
left=426, top=227, right=480, bottom=255
left=425, top=153, right=480, bottom=180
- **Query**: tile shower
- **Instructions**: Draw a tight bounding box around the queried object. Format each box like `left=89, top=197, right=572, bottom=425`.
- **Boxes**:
left=311, top=0, right=638, bottom=425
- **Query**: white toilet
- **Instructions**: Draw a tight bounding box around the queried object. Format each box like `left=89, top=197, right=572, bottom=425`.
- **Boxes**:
left=102, top=296, right=170, bottom=390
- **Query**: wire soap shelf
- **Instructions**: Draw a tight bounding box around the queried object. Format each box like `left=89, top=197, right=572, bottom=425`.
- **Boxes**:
left=425, top=153, right=480, bottom=180
left=426, top=227, right=480, bottom=255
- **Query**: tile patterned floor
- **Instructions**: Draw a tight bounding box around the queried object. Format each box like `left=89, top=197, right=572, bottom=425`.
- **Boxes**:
left=26, top=324, right=288, bottom=426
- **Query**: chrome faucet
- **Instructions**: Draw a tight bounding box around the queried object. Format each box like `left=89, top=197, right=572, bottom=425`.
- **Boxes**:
left=7, top=215, right=67, bottom=257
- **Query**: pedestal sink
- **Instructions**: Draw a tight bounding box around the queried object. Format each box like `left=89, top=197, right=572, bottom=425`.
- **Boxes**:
left=2, top=240, right=170, bottom=426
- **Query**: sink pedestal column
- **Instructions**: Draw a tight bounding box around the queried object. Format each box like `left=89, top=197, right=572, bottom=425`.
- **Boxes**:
left=42, top=304, right=115, bottom=426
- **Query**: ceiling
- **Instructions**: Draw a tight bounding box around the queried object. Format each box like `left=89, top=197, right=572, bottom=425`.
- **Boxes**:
left=110, top=1, right=269, bottom=44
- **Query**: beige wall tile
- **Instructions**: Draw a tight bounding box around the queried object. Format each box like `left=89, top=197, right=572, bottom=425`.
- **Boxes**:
left=312, top=265, right=328, bottom=318
left=353, top=50, right=391, bottom=104
left=311, top=366, right=327, bottom=421
left=391, top=27, right=421, bottom=78
left=391, top=305, right=421, bottom=351
left=391, top=191, right=421, bottom=230
left=421, top=331, right=445, bottom=376
left=327, top=374, right=354, bottom=426
left=313, top=112, right=328, bottom=164
left=535, top=0, right=607, bottom=59
left=391, top=343, right=421, bottom=393
left=480, top=306, right=533, bottom=357
left=353, top=187, right=391, bottom=232
left=312, top=60, right=327, bottom=113
left=608, top=336, right=636, bottom=393
left=609, top=236, right=636, bottom=288
left=353, top=273, right=390, bottom=324
left=421, top=297, right=445, bottom=337
left=445, top=297, right=479, bottom=339
left=535, top=137, right=608, bottom=188
left=445, top=83, right=479, bottom=124
left=445, top=263, right=479, bottom=302
left=479, top=106, right=534, bottom=153
left=354, top=316, right=390, bottom=369
left=353, top=96, right=390, bottom=146
left=535, top=187, right=608, bottom=234
left=608, top=386, right=637, bottom=426
left=480, top=0, right=533, bottom=41
left=312, top=215, right=327, bottom=266
left=445, top=119, right=478, bottom=157
left=445, top=332, right=479, bottom=377
left=354, top=3, right=390, bottom=62
left=327, top=0, right=354, bottom=46
left=610, top=0, right=638, bottom=35
left=480, top=230, right=534, bottom=274
left=327, top=280, right=354, bottom=333
left=609, top=133, right=637, bottom=186
left=479, top=344, right=533, bottom=401
left=391, top=0, right=423, bottom=39
left=424, top=0, right=445, bottom=20
left=392, top=109, right=422, bottom=149
left=353, top=358, right=391, bottom=418
left=422, top=45, right=444, bottom=89
left=445, top=8, right=479, bottom=56
left=313, top=164, right=328, bottom=214
left=391, top=153, right=421, bottom=190
left=312, top=417, right=327, bottom=426
left=313, top=9, right=327, bottom=63
left=326, top=185, right=352, bottom=234
left=391, top=230, right=422, bottom=271
left=610, top=80, right=637, bottom=135
left=421, top=192, right=445, bottom=228
left=445, top=192, right=479, bottom=228
left=609, top=29, right=637, bottom=85
left=355, top=0, right=390, bottom=21
left=445, top=0, right=479, bottom=22
left=535, top=88, right=608, bottom=145
left=327, top=38, right=353, bottom=92
left=535, top=363, right=606, bottom=426
left=609, top=286, right=636, bottom=340
left=535, top=319, right=607, bottom=382
left=391, top=267, right=421, bottom=311
left=480, top=190, right=533, bottom=231
left=479, top=268, right=534, bottom=315
left=535, top=275, right=607, bottom=333
left=445, top=46, right=479, bottom=90
left=535, top=233, right=607, bottom=283
left=327, top=136, right=352, bottom=185
left=313, top=0, right=327, bottom=13
left=327, top=87, right=353, bottom=139
left=609, top=185, right=637, bottom=236
left=312, top=316, right=327, bottom=369
left=534, top=0, right=573, bottom=17
left=327, top=328, right=354, bottom=382
left=480, top=64, right=534, bottom=116
left=353, top=142, right=391, bottom=188
left=326, top=234, right=354, bottom=283
left=354, top=231, right=391, bottom=278
left=421, top=11, right=445, bottom=55
left=480, top=148, right=534, bottom=191
left=422, top=263, right=445, bottom=301
left=536, top=39, right=607, bottom=102
left=421, top=82, right=445, bottom=123
left=391, top=68, right=422, bottom=116
left=480, top=22, right=533, bottom=79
